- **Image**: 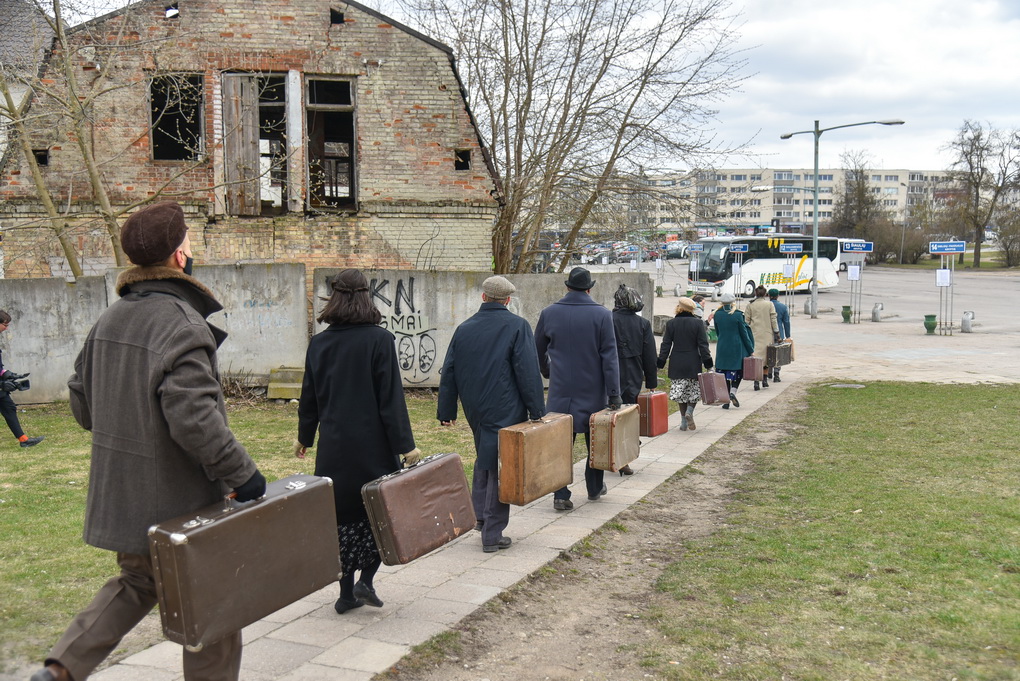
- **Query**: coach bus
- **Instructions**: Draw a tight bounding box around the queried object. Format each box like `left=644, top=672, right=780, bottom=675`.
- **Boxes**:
left=687, top=234, right=840, bottom=298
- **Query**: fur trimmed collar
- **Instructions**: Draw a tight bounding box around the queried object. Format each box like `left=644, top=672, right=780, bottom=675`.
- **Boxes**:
left=115, top=266, right=222, bottom=319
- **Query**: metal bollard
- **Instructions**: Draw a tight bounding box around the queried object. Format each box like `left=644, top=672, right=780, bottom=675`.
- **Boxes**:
left=871, top=303, right=884, bottom=322
left=961, top=310, right=975, bottom=333
left=674, top=283, right=684, bottom=297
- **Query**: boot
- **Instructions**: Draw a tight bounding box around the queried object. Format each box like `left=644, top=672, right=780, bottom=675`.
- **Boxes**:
left=753, top=381, right=760, bottom=391
left=685, top=404, right=697, bottom=431
left=678, top=403, right=688, bottom=431
left=729, top=390, right=740, bottom=408
left=762, top=374, right=769, bottom=388
left=773, top=367, right=781, bottom=382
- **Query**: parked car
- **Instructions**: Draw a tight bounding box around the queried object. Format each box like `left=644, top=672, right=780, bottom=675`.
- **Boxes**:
left=613, top=244, right=649, bottom=262
left=663, top=241, right=689, bottom=259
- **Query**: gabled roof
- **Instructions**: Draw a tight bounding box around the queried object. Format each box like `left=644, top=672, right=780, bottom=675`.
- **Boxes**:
left=0, top=0, right=54, bottom=72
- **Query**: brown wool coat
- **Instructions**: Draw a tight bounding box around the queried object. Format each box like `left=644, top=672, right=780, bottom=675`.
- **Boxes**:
left=68, top=266, right=257, bottom=555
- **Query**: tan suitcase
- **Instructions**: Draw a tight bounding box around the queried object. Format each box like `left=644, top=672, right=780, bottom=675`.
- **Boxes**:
left=588, top=404, right=640, bottom=472
left=362, top=453, right=476, bottom=565
left=149, top=475, right=339, bottom=651
left=498, top=412, right=573, bottom=505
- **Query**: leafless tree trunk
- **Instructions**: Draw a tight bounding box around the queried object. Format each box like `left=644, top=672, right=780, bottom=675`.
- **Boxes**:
left=945, top=120, right=1020, bottom=268
left=400, top=0, right=745, bottom=273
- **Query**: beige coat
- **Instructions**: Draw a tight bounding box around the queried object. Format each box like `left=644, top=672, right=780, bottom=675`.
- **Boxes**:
left=744, top=296, right=778, bottom=362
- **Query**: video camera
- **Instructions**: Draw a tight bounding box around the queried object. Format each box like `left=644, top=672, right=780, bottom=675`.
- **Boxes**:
left=1, top=371, right=31, bottom=393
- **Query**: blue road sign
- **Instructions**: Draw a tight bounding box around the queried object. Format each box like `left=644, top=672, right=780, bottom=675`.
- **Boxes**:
left=729, top=244, right=748, bottom=252
left=842, top=241, right=874, bottom=252
left=688, top=243, right=704, bottom=252
left=779, top=243, right=804, bottom=253
left=930, top=241, right=966, bottom=254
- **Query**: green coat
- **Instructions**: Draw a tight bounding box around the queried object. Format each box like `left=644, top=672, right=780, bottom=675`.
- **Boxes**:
left=712, top=305, right=754, bottom=372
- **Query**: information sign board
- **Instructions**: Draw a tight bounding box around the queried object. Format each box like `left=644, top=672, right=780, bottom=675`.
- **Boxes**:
left=929, top=241, right=966, bottom=254
left=729, top=244, right=748, bottom=253
left=779, top=243, right=803, bottom=253
left=842, top=241, right=874, bottom=252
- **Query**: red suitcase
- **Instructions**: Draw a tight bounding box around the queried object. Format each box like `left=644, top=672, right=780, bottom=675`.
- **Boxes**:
left=149, top=474, right=340, bottom=651
left=743, top=355, right=764, bottom=381
left=362, top=452, right=476, bottom=566
left=589, top=404, right=640, bottom=472
left=698, top=371, right=729, bottom=405
left=637, top=390, right=669, bottom=437
left=498, top=413, right=574, bottom=506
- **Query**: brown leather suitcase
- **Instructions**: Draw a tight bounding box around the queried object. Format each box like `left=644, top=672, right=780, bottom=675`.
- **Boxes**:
left=148, top=474, right=339, bottom=651
left=743, top=355, right=764, bottom=381
left=767, top=341, right=793, bottom=366
left=588, top=404, right=639, bottom=472
left=637, top=390, right=669, bottom=437
left=498, top=412, right=573, bottom=505
left=362, top=452, right=476, bottom=566
left=699, top=371, right=729, bottom=405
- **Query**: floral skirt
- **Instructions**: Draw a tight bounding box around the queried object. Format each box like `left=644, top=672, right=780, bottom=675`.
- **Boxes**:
left=338, top=518, right=380, bottom=578
left=669, top=377, right=701, bottom=403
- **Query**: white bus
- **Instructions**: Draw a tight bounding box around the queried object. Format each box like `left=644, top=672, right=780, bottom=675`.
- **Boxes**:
left=688, top=234, right=840, bottom=298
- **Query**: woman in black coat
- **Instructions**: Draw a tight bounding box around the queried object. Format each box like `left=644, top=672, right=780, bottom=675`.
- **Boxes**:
left=296, top=269, right=418, bottom=615
left=656, top=297, right=713, bottom=431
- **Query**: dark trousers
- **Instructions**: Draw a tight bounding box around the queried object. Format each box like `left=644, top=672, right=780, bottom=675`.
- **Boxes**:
left=48, top=552, right=242, bottom=681
left=0, top=391, right=24, bottom=439
left=552, top=431, right=604, bottom=500
left=471, top=467, right=510, bottom=546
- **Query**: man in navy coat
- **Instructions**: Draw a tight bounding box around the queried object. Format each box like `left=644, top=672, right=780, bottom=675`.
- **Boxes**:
left=438, top=276, right=546, bottom=552
left=535, top=267, right=622, bottom=510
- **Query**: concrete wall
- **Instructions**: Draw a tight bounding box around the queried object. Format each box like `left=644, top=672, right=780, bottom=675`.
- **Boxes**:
left=1, top=263, right=308, bottom=403
left=312, top=269, right=655, bottom=387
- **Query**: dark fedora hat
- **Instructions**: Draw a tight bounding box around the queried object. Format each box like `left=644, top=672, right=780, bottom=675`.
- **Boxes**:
left=565, top=267, right=596, bottom=290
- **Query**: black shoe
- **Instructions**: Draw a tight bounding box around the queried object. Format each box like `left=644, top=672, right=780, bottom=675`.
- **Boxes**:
left=482, top=537, right=512, bottom=553
left=553, top=498, right=574, bottom=511
left=773, top=375, right=782, bottom=383
left=753, top=381, right=760, bottom=391
left=762, top=378, right=770, bottom=388
left=730, top=392, right=740, bottom=408
left=353, top=581, right=383, bottom=607
left=721, top=403, right=729, bottom=410
left=20, top=436, right=43, bottom=448
left=334, top=597, right=364, bottom=614
left=29, top=667, right=65, bottom=681
left=588, top=484, right=608, bottom=501
left=474, top=521, right=483, bottom=531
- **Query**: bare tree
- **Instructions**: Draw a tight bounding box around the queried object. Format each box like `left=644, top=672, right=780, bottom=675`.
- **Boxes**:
left=944, top=120, right=1020, bottom=268
left=398, top=0, right=745, bottom=273
left=828, top=150, right=888, bottom=240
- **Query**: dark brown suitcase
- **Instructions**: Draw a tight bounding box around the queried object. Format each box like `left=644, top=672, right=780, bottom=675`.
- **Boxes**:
left=498, top=413, right=573, bottom=505
left=362, top=452, right=476, bottom=566
left=589, top=404, right=640, bottom=472
left=637, top=390, right=669, bottom=437
left=698, top=371, right=729, bottom=405
left=148, top=474, right=339, bottom=651
left=767, top=341, right=793, bottom=367
left=743, top=355, right=764, bottom=381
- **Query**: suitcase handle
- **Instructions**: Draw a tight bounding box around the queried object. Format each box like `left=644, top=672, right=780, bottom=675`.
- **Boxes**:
left=222, top=490, right=268, bottom=513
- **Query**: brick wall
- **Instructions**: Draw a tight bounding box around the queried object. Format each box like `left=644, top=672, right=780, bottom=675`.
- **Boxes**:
left=0, top=0, right=498, bottom=280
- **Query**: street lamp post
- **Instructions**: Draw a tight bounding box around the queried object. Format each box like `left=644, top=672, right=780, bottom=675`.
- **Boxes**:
left=780, top=119, right=904, bottom=318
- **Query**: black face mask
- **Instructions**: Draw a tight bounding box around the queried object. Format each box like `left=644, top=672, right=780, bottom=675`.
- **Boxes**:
left=183, top=256, right=194, bottom=276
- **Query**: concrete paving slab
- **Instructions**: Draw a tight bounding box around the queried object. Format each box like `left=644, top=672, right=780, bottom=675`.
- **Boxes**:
left=276, top=662, right=375, bottom=681
left=90, top=664, right=182, bottom=681
left=457, top=566, right=529, bottom=589
left=266, top=616, right=362, bottom=648
left=355, top=614, right=450, bottom=646
left=260, top=598, right=322, bottom=624
left=428, top=579, right=504, bottom=605
left=393, top=595, right=480, bottom=625
left=311, top=637, right=408, bottom=672
left=240, top=638, right=323, bottom=678
left=242, top=618, right=286, bottom=642
left=117, top=640, right=179, bottom=668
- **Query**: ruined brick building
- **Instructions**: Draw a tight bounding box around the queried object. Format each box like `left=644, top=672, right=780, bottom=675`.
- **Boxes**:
left=0, top=0, right=500, bottom=281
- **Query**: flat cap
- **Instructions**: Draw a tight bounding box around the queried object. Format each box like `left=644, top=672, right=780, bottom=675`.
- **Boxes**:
left=483, top=275, right=516, bottom=299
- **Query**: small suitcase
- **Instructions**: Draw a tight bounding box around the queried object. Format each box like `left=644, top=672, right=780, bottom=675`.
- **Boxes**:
left=637, top=390, right=669, bottom=437
left=589, top=404, right=640, bottom=472
left=149, top=474, right=340, bottom=651
left=767, top=341, right=793, bottom=367
left=498, top=413, right=574, bottom=505
left=362, top=452, right=476, bottom=566
left=743, top=355, right=764, bottom=381
left=698, top=371, right=729, bottom=405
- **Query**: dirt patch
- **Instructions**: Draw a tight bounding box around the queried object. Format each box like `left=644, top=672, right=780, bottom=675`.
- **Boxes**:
left=382, top=385, right=807, bottom=681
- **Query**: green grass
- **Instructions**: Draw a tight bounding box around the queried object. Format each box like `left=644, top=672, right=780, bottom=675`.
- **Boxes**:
left=650, top=382, right=1020, bottom=680
left=876, top=246, right=1009, bottom=270
left=0, top=392, right=477, bottom=668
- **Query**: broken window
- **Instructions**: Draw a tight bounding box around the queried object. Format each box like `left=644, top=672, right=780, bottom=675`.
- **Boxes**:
left=150, top=74, right=203, bottom=161
left=306, top=78, right=355, bottom=209
left=32, top=149, right=49, bottom=166
left=222, top=74, right=289, bottom=216
left=330, top=8, right=344, bottom=24
left=455, top=149, right=471, bottom=171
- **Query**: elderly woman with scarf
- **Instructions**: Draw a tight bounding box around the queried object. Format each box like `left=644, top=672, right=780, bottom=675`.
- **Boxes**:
left=712, top=293, right=755, bottom=409
left=656, top=297, right=713, bottom=430
left=611, top=285, right=657, bottom=473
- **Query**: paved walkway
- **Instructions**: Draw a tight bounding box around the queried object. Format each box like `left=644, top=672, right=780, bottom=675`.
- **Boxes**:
left=71, top=292, right=1020, bottom=680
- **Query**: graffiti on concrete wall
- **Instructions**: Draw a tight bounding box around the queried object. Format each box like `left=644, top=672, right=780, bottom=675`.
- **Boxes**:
left=369, top=276, right=437, bottom=384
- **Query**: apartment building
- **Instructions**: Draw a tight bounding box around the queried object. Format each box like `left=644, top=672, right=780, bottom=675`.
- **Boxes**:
left=638, top=168, right=949, bottom=237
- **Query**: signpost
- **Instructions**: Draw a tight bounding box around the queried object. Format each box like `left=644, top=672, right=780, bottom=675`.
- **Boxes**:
left=929, top=241, right=965, bottom=335
left=841, top=241, right=873, bottom=323
left=687, top=243, right=703, bottom=294
left=729, top=243, right=747, bottom=300
left=779, top=242, right=803, bottom=316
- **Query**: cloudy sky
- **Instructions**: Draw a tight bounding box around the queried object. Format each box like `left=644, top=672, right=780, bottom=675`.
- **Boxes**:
left=716, top=0, right=1020, bottom=171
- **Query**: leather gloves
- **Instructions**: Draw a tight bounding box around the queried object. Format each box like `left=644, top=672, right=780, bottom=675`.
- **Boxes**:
left=234, top=470, right=267, bottom=502
left=402, top=448, right=423, bottom=467
left=704, top=357, right=714, bottom=370
left=608, top=395, right=623, bottom=410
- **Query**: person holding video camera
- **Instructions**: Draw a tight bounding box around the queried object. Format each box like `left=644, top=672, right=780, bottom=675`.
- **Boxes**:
left=0, top=309, right=43, bottom=448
